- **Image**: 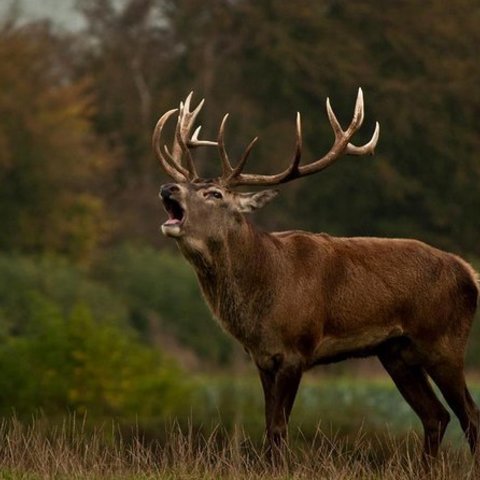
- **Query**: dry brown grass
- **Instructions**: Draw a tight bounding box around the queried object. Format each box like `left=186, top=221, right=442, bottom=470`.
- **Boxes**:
left=0, top=417, right=476, bottom=479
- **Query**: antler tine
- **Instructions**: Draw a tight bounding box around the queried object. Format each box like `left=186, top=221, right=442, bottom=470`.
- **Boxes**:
left=186, top=96, right=204, bottom=132
left=163, top=144, right=190, bottom=177
left=327, top=88, right=364, bottom=137
left=177, top=93, right=204, bottom=143
left=291, top=112, right=303, bottom=172
left=226, top=112, right=303, bottom=187
left=326, top=97, right=343, bottom=140
left=277, top=112, right=303, bottom=182
left=183, top=91, right=193, bottom=112
left=346, top=121, right=380, bottom=155
left=170, top=101, right=185, bottom=168
left=218, top=114, right=235, bottom=177
left=191, top=126, right=201, bottom=141
left=152, top=108, right=188, bottom=182
left=350, top=87, right=365, bottom=130
left=226, top=136, right=259, bottom=182
left=174, top=93, right=208, bottom=180
left=189, top=126, right=218, bottom=148
left=175, top=112, right=199, bottom=180
left=224, top=88, right=379, bottom=187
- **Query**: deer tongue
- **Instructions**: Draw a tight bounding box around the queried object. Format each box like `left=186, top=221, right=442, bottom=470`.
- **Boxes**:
left=164, top=218, right=182, bottom=226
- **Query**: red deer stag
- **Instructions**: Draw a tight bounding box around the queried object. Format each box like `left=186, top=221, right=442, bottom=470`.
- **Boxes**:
left=153, top=90, right=479, bottom=464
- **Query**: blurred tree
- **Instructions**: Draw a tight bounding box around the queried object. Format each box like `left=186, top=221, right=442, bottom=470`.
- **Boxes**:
left=321, top=0, right=480, bottom=254
left=76, top=0, right=163, bottom=176
left=74, top=0, right=182, bottom=241
left=0, top=22, right=113, bottom=262
left=161, top=0, right=480, bottom=255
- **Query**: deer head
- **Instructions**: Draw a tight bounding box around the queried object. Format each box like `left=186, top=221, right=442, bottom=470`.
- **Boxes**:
left=154, top=90, right=379, bottom=244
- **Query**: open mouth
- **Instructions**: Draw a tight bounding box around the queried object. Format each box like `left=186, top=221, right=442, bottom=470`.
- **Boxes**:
left=162, top=197, right=185, bottom=227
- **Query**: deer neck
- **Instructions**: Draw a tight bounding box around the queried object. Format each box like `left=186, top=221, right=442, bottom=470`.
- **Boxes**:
left=178, top=221, right=275, bottom=344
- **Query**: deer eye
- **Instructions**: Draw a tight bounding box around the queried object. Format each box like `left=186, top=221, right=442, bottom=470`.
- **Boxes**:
left=205, top=190, right=223, bottom=200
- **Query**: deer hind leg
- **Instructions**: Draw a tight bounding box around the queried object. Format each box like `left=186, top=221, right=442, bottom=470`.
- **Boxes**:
left=425, top=360, right=480, bottom=459
left=378, top=349, right=450, bottom=462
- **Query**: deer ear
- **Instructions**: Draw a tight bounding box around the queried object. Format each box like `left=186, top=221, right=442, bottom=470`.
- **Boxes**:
left=236, top=189, right=279, bottom=212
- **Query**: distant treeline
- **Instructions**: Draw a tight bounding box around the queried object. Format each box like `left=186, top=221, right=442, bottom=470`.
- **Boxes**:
left=1, top=0, right=480, bottom=258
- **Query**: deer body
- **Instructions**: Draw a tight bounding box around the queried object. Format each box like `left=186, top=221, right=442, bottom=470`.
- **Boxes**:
left=153, top=91, right=480, bottom=466
left=180, top=223, right=477, bottom=371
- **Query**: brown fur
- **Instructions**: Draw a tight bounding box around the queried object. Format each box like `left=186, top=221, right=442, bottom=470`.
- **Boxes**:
left=160, top=181, right=480, bottom=466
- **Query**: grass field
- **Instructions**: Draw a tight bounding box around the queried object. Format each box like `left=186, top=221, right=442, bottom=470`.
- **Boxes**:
left=0, top=418, right=477, bottom=479
left=1, top=375, right=479, bottom=479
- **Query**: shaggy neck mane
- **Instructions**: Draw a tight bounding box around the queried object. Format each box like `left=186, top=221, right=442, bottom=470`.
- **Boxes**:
left=179, top=220, right=276, bottom=345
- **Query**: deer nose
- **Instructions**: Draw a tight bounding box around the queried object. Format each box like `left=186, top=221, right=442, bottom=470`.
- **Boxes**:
left=160, top=183, right=180, bottom=199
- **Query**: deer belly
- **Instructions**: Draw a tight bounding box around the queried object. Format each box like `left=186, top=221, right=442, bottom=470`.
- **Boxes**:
left=312, top=325, right=404, bottom=363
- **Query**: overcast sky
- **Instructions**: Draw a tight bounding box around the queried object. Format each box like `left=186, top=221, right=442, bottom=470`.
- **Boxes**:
left=0, top=0, right=84, bottom=30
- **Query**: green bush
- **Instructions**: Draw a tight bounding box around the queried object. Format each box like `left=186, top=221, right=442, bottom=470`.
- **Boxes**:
left=0, top=254, right=128, bottom=335
left=95, top=244, right=233, bottom=364
left=0, top=292, right=191, bottom=422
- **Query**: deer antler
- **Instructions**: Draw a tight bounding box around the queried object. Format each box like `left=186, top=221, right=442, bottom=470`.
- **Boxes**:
left=153, top=89, right=379, bottom=186
left=152, top=92, right=217, bottom=182
left=224, top=88, right=380, bottom=187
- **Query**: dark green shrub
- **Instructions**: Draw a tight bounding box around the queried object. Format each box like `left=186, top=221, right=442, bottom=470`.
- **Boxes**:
left=0, top=253, right=128, bottom=335
left=0, top=292, right=191, bottom=422
left=95, top=244, right=233, bottom=364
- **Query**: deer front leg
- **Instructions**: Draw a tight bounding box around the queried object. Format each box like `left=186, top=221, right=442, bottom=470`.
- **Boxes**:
left=258, top=367, right=275, bottom=441
left=258, top=359, right=302, bottom=464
